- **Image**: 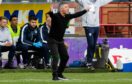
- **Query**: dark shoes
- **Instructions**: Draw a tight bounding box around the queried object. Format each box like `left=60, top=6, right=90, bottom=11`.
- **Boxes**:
left=58, top=74, right=69, bottom=80
left=52, top=74, right=69, bottom=81
left=52, top=76, right=60, bottom=81
left=88, top=65, right=95, bottom=71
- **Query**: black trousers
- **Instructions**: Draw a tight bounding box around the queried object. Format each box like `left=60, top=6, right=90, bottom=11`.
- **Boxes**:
left=48, top=38, right=69, bottom=76
left=0, top=45, right=15, bottom=67
left=16, top=43, right=49, bottom=65
left=84, top=27, right=99, bottom=65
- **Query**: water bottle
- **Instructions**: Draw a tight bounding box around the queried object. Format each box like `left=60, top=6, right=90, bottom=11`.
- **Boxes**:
left=116, top=58, right=123, bottom=71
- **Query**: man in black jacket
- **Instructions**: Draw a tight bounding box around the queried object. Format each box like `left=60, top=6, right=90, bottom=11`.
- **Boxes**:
left=39, top=13, right=51, bottom=68
left=47, top=2, right=90, bottom=80
left=17, top=16, right=47, bottom=68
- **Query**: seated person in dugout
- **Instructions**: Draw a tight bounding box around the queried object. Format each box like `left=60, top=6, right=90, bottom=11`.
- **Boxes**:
left=8, top=15, right=22, bottom=68
left=17, top=15, right=49, bottom=68
left=39, top=13, right=51, bottom=68
left=0, top=17, right=15, bottom=69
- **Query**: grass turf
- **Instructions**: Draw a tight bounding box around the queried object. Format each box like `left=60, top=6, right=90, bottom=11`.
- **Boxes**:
left=0, top=69, right=132, bottom=84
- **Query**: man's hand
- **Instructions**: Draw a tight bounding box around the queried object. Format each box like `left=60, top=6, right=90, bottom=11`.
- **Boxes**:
left=89, top=5, right=95, bottom=12
left=4, top=42, right=12, bottom=47
left=84, top=5, right=91, bottom=11
left=64, top=42, right=69, bottom=49
left=50, top=4, right=54, bottom=11
left=33, top=42, right=42, bottom=48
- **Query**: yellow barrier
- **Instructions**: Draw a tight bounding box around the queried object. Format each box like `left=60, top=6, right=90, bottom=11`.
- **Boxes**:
left=0, top=3, right=51, bottom=26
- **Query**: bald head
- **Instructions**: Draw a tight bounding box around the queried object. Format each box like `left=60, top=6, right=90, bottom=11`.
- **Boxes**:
left=59, top=2, right=69, bottom=15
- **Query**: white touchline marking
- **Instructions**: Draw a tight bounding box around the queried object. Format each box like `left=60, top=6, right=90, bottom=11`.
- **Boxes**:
left=0, top=78, right=132, bottom=83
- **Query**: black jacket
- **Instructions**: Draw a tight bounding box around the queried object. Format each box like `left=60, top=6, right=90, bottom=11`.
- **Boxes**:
left=18, top=23, right=40, bottom=46
left=48, top=9, right=87, bottom=41
left=39, top=23, right=49, bottom=44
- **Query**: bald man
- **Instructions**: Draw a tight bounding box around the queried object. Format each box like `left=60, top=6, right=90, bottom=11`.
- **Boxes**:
left=47, top=2, right=90, bottom=80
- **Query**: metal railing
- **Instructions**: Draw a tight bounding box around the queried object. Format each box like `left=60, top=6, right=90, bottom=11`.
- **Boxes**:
left=100, top=2, right=132, bottom=37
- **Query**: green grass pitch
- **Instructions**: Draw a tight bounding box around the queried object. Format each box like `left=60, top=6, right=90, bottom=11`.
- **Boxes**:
left=0, top=69, right=132, bottom=84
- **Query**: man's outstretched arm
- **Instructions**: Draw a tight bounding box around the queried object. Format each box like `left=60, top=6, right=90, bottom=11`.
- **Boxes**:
left=66, top=6, right=90, bottom=19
